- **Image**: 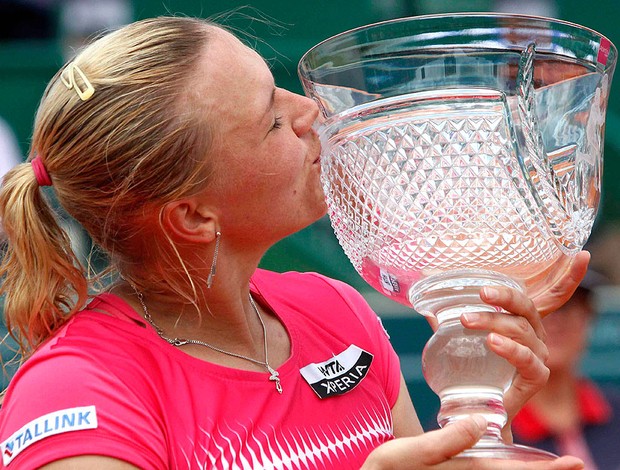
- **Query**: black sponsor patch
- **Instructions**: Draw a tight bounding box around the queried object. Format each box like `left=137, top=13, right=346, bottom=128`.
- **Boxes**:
left=300, top=345, right=373, bottom=399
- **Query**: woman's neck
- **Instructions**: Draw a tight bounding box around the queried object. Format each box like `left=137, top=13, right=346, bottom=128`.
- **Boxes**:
left=110, top=262, right=290, bottom=370
left=529, top=370, right=582, bottom=433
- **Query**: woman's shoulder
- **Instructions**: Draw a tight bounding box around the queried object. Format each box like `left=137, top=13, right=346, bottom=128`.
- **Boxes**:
left=0, top=294, right=166, bottom=454
left=252, top=269, right=383, bottom=335
left=49, top=293, right=149, bottom=346
left=252, top=269, right=370, bottom=313
left=252, top=269, right=363, bottom=297
left=0, top=327, right=168, bottom=470
left=3, top=293, right=158, bottom=400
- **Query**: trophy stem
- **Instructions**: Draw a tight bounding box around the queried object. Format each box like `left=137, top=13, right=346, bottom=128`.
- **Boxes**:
left=413, top=272, right=515, bottom=440
left=422, top=315, right=514, bottom=444
left=436, top=378, right=506, bottom=441
left=414, top=270, right=556, bottom=459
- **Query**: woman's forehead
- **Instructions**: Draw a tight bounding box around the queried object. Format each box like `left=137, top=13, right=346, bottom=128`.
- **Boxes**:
left=193, top=26, right=274, bottom=131
left=203, top=27, right=272, bottom=88
left=209, top=26, right=263, bottom=61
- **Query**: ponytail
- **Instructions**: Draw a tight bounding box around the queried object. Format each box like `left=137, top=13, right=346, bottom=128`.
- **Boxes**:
left=0, top=16, right=216, bottom=360
left=0, top=159, right=88, bottom=359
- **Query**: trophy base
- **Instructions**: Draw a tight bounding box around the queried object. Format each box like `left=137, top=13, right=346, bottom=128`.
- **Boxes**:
left=457, top=440, right=556, bottom=461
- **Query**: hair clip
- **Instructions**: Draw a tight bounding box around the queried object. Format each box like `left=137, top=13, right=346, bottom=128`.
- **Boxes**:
left=60, top=64, right=95, bottom=101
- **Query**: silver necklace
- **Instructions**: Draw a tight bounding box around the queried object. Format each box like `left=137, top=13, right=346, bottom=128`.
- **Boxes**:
left=130, top=287, right=282, bottom=394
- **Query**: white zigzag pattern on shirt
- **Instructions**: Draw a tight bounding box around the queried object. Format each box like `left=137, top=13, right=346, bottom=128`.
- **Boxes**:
left=182, top=403, right=393, bottom=469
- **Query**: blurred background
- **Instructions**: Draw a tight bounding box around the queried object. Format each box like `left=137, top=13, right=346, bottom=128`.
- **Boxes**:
left=1, top=0, right=620, bottom=428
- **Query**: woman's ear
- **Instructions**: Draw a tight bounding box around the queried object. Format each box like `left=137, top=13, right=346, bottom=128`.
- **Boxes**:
left=160, top=198, right=219, bottom=244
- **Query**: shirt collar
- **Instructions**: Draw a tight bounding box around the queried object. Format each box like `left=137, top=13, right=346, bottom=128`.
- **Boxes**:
left=512, top=379, right=612, bottom=442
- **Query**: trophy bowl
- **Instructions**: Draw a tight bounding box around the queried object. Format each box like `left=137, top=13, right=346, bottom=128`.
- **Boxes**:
left=299, top=14, right=616, bottom=460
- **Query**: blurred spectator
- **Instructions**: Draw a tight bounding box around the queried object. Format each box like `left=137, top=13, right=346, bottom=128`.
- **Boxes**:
left=59, top=0, right=132, bottom=58
left=512, top=270, right=620, bottom=469
left=589, top=225, right=620, bottom=286
left=0, top=0, right=132, bottom=49
left=493, top=0, right=558, bottom=17
left=0, top=117, right=22, bottom=241
left=0, top=117, right=22, bottom=180
left=0, top=0, right=56, bottom=40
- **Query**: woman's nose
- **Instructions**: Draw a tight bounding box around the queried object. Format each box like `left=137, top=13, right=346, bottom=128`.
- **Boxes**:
left=291, top=94, right=320, bottom=137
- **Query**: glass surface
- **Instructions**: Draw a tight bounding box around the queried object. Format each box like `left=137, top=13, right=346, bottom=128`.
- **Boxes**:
left=299, top=13, right=616, bottom=460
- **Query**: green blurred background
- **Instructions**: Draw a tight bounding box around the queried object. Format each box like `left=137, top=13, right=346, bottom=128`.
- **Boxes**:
left=1, top=0, right=620, bottom=427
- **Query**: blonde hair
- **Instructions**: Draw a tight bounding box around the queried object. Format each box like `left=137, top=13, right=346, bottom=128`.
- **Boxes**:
left=0, top=17, right=217, bottom=359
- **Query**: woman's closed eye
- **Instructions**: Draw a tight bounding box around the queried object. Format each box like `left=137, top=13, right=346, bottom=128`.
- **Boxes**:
left=271, top=115, right=283, bottom=131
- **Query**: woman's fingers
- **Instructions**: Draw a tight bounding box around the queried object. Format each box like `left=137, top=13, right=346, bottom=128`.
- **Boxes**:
left=478, top=285, right=544, bottom=341
left=486, top=334, right=548, bottom=383
left=546, top=456, right=585, bottom=470
left=487, top=333, right=550, bottom=414
left=461, top=284, right=551, bottom=429
left=462, top=289, right=547, bottom=363
left=417, top=416, right=488, bottom=465
left=425, top=251, right=589, bottom=331
left=362, top=415, right=584, bottom=469
left=361, top=415, right=488, bottom=469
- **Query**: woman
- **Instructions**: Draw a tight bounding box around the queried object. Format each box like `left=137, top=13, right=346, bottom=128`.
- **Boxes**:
left=0, top=17, right=587, bottom=469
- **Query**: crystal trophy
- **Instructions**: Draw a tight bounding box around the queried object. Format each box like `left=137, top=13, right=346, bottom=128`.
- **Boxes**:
left=299, top=14, right=616, bottom=460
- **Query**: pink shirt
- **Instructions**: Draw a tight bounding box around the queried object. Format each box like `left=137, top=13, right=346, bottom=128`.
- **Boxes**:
left=0, top=270, right=401, bottom=469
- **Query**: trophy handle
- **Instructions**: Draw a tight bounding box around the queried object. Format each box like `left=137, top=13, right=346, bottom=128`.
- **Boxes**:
left=514, top=41, right=608, bottom=254
left=515, top=43, right=579, bottom=252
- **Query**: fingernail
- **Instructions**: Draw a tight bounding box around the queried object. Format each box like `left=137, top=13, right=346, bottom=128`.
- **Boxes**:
left=462, top=313, right=480, bottom=323
left=482, top=287, right=499, bottom=301
left=489, top=333, right=504, bottom=346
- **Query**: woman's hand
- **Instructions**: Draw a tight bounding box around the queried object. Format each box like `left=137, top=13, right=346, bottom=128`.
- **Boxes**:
left=362, top=415, right=583, bottom=469
left=458, top=250, right=590, bottom=440
left=464, top=283, right=549, bottom=442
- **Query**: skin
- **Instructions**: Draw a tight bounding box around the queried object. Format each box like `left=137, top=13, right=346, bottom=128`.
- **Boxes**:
left=39, top=26, right=589, bottom=469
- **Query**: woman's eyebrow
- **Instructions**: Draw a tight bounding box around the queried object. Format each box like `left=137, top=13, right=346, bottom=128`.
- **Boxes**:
left=262, top=87, right=276, bottom=118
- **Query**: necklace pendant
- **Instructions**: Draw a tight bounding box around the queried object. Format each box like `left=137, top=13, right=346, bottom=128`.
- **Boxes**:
left=267, top=365, right=283, bottom=394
